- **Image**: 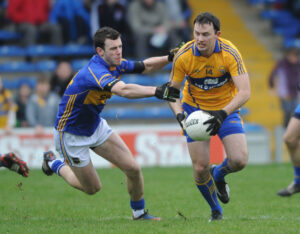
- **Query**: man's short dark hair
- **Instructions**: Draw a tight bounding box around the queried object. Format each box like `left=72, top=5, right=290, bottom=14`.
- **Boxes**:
left=93, top=27, right=121, bottom=49
left=193, top=12, right=220, bottom=33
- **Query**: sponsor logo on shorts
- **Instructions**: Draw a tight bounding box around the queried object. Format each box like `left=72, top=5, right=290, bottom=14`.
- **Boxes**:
left=71, top=157, right=81, bottom=164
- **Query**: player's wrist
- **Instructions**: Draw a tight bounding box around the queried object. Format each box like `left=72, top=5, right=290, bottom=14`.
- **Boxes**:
left=176, top=113, right=186, bottom=130
left=219, top=110, right=228, bottom=121
left=167, top=52, right=174, bottom=62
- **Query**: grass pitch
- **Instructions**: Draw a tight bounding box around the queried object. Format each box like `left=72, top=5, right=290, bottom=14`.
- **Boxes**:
left=0, top=163, right=299, bottom=233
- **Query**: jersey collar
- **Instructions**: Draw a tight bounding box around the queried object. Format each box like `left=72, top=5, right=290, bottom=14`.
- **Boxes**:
left=93, top=54, right=118, bottom=71
left=193, top=39, right=221, bottom=56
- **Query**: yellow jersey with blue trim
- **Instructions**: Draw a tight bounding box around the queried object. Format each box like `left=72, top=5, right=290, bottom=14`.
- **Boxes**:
left=171, top=37, right=247, bottom=110
left=54, top=54, right=136, bottom=137
left=0, top=89, right=14, bottom=128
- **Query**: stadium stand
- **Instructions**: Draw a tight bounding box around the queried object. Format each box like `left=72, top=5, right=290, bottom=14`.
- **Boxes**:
left=0, top=44, right=94, bottom=57
left=0, top=0, right=285, bottom=128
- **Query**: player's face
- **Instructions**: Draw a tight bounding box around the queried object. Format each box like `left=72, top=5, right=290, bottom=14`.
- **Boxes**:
left=193, top=22, right=220, bottom=57
left=102, top=37, right=123, bottom=66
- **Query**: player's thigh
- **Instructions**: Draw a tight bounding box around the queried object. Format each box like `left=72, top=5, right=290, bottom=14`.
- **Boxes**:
left=187, top=140, right=210, bottom=167
left=222, top=133, right=248, bottom=163
left=92, top=132, right=139, bottom=172
left=70, top=160, right=101, bottom=190
left=284, top=117, right=300, bottom=142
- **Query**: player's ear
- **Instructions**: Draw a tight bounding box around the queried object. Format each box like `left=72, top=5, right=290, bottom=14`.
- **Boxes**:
left=216, top=31, right=221, bottom=37
left=96, top=47, right=104, bottom=56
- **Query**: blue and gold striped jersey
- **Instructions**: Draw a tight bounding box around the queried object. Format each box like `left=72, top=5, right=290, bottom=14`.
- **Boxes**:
left=54, top=54, right=135, bottom=136
left=171, top=37, right=247, bottom=110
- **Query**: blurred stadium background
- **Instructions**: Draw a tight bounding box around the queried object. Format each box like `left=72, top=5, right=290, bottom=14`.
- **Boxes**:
left=0, top=0, right=299, bottom=167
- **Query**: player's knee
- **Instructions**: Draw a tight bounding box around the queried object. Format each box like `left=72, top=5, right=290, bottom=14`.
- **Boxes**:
left=284, top=133, right=297, bottom=148
left=230, top=156, right=247, bottom=171
left=124, top=163, right=141, bottom=178
left=84, top=184, right=102, bottom=195
left=193, top=163, right=209, bottom=176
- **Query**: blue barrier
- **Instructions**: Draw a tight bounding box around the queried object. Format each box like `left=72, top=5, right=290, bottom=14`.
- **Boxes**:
left=101, top=106, right=174, bottom=119
left=0, top=44, right=95, bottom=57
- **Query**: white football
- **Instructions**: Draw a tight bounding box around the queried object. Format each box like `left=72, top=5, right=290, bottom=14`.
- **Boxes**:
left=185, top=110, right=213, bottom=141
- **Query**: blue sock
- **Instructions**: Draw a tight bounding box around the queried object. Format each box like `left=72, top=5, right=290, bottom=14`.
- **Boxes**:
left=130, top=198, right=145, bottom=210
left=196, top=175, right=222, bottom=213
left=294, top=166, right=300, bottom=185
left=213, top=158, right=233, bottom=182
left=50, top=159, right=64, bottom=175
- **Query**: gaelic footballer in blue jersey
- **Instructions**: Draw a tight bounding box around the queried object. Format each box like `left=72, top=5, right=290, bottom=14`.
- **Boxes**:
left=277, top=103, right=300, bottom=197
left=42, top=27, right=180, bottom=221
left=168, top=12, right=251, bottom=221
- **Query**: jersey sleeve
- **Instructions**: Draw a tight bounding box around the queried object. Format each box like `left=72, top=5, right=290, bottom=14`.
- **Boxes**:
left=120, top=58, right=135, bottom=73
left=225, top=44, right=247, bottom=77
left=87, top=65, right=118, bottom=90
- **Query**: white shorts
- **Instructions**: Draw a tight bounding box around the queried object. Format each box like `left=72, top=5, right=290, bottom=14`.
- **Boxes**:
left=54, top=118, right=113, bottom=167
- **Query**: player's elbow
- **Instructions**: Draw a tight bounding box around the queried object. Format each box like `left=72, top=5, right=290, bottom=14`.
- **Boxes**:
left=115, top=87, right=132, bottom=98
left=246, top=90, right=251, bottom=101
left=242, top=89, right=251, bottom=103
left=111, top=82, right=130, bottom=98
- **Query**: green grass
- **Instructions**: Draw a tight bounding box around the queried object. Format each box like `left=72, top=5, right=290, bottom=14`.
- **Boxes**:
left=0, top=163, right=299, bottom=233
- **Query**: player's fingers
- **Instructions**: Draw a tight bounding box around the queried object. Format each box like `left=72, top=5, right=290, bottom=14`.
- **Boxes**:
left=203, top=119, right=214, bottom=125
left=206, top=124, right=214, bottom=132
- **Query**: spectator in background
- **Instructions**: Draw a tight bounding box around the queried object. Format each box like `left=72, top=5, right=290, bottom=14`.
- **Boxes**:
left=50, top=60, right=73, bottom=97
left=0, top=76, right=16, bottom=134
left=286, top=0, right=300, bottom=18
left=26, top=76, right=60, bottom=134
left=15, top=81, right=32, bottom=127
left=49, top=0, right=90, bottom=44
left=0, top=0, right=6, bottom=29
left=128, top=0, right=173, bottom=58
left=165, top=0, right=192, bottom=45
left=268, top=47, right=300, bottom=127
left=90, top=0, right=133, bottom=56
left=6, top=0, right=63, bottom=47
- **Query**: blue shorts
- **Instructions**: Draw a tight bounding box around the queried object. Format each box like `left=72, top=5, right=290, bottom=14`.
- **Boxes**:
left=294, top=103, right=300, bottom=119
left=182, top=102, right=245, bottom=143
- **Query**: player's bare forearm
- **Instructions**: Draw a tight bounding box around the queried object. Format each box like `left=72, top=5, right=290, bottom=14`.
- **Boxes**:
left=142, top=56, right=169, bottom=73
left=169, top=98, right=182, bottom=115
left=168, top=80, right=183, bottom=115
left=112, top=81, right=155, bottom=98
left=223, top=90, right=250, bottom=114
left=223, top=73, right=251, bottom=114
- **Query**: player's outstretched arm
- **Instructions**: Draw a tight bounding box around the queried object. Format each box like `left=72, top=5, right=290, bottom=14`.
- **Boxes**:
left=111, top=81, right=179, bottom=102
left=142, top=43, right=185, bottom=74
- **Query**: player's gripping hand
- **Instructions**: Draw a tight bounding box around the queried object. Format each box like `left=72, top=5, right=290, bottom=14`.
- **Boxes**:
left=0, top=153, right=30, bottom=177
left=204, top=110, right=228, bottom=136
left=155, top=82, right=180, bottom=102
left=176, top=112, right=187, bottom=130
left=168, top=42, right=185, bottom=62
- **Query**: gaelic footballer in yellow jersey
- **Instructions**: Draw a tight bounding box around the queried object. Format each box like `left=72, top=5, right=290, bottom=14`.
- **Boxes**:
left=168, top=12, right=251, bottom=222
left=171, top=37, right=247, bottom=110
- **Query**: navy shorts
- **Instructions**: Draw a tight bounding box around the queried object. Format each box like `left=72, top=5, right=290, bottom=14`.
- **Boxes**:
left=182, top=102, right=245, bottom=143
